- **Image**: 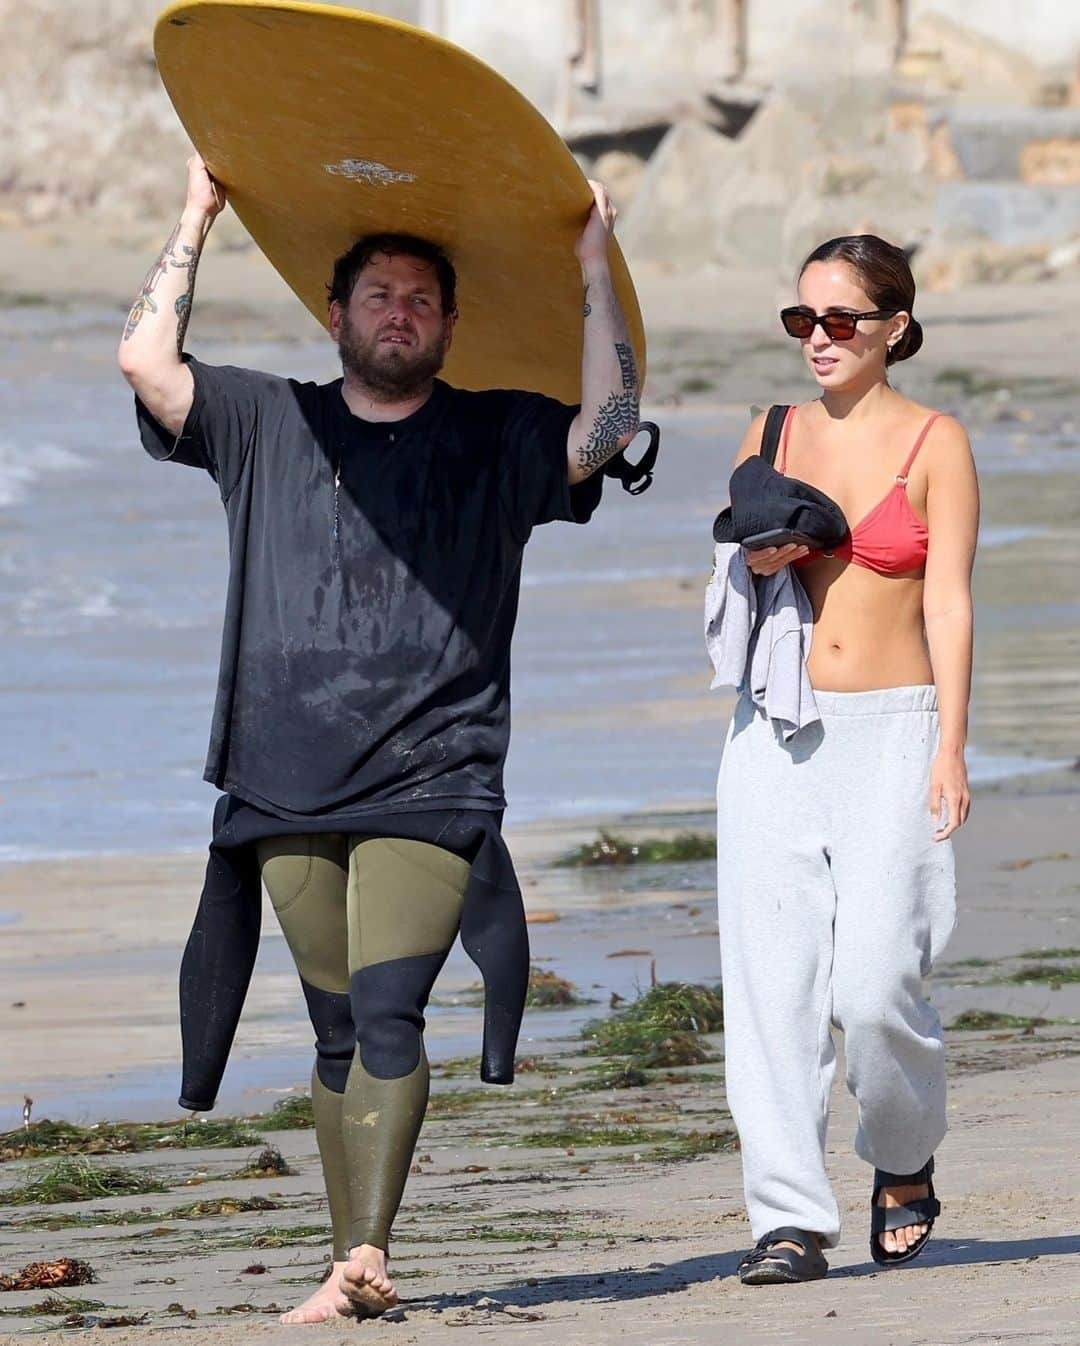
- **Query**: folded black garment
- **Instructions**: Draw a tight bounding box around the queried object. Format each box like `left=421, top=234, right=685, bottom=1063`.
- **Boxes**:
left=712, top=405, right=849, bottom=548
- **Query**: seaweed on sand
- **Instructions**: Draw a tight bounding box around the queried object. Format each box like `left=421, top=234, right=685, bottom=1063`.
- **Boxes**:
left=5, top=1158, right=167, bottom=1205
left=255, top=1097, right=315, bottom=1131
left=525, top=966, right=586, bottom=1007
left=231, top=1145, right=293, bottom=1178
left=0, top=1259, right=95, bottom=1291
left=1, top=1117, right=264, bottom=1162
left=583, top=982, right=723, bottom=1070
left=949, top=1010, right=1051, bottom=1031
left=555, top=830, right=716, bottom=868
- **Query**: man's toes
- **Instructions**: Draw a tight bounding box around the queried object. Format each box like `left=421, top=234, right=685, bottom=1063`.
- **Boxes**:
left=281, top=1305, right=336, bottom=1325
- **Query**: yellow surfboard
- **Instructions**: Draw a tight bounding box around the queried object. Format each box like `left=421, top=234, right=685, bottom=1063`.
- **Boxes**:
left=153, top=0, right=646, bottom=403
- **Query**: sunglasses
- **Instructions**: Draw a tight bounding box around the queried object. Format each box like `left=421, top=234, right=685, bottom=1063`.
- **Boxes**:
left=780, top=306, right=897, bottom=341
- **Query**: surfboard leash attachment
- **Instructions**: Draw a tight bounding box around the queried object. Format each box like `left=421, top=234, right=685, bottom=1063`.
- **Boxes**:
left=603, top=421, right=660, bottom=495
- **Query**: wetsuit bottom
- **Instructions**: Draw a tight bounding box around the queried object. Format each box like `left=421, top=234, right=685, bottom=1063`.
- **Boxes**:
left=256, top=833, right=470, bottom=1258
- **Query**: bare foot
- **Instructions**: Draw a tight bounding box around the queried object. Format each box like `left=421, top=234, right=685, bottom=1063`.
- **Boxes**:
left=877, top=1181, right=930, bottom=1256
left=340, top=1244, right=398, bottom=1319
left=279, top=1261, right=352, bottom=1325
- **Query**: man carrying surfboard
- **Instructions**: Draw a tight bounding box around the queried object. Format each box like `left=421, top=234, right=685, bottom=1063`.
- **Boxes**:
left=118, top=153, right=644, bottom=1325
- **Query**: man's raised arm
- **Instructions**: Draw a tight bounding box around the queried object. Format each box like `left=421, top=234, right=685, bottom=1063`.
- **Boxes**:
left=116, top=154, right=225, bottom=435
left=566, top=180, right=641, bottom=485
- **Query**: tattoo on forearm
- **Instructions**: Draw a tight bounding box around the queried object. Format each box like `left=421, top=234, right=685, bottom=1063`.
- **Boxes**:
left=614, top=341, right=637, bottom=390
left=576, top=389, right=640, bottom=473
left=175, top=244, right=199, bottom=355
left=174, top=293, right=192, bottom=355
left=583, top=283, right=591, bottom=318
left=123, top=221, right=200, bottom=343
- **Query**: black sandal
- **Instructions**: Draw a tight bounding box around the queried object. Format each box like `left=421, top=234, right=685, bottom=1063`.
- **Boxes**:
left=738, top=1227, right=828, bottom=1285
left=869, top=1157, right=940, bottom=1266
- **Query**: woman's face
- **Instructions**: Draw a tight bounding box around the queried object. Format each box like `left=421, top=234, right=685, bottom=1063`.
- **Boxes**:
left=795, top=260, right=908, bottom=392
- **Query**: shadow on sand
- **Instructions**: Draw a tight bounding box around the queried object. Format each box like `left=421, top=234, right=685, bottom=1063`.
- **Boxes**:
left=408, top=1234, right=1080, bottom=1311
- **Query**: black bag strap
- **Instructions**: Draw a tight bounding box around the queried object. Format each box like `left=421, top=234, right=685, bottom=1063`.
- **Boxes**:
left=603, top=420, right=661, bottom=495
left=759, top=404, right=790, bottom=468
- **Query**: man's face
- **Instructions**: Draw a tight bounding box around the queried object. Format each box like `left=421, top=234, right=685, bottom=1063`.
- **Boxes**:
left=330, top=251, right=454, bottom=398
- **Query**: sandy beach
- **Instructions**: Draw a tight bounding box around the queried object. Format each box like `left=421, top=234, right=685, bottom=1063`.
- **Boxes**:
left=2, top=781, right=1080, bottom=1344
left=3, top=230, right=1080, bottom=1341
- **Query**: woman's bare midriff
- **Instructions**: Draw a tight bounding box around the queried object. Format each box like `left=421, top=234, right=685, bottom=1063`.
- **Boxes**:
left=800, top=559, right=932, bottom=691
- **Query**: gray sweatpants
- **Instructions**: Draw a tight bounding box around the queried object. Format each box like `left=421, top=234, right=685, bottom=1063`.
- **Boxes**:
left=716, top=685, right=956, bottom=1247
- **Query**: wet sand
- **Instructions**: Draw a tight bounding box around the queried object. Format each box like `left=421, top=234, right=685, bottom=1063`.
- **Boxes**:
left=2, top=784, right=1080, bottom=1343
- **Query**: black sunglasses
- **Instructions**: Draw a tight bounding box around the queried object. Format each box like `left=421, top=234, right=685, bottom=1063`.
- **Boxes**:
left=780, top=306, right=897, bottom=341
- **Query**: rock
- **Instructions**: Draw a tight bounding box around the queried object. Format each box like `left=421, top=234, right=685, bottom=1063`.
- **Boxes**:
left=0, top=0, right=190, bottom=226
left=619, top=120, right=739, bottom=268
left=928, top=109, right=1080, bottom=183
left=780, top=149, right=935, bottom=274
left=915, top=241, right=1052, bottom=291
left=730, top=95, right=821, bottom=182
left=933, top=182, right=1080, bottom=248
left=897, top=14, right=1046, bottom=107
left=1045, top=237, right=1080, bottom=273
left=1021, top=138, right=1080, bottom=188
left=591, top=150, right=647, bottom=213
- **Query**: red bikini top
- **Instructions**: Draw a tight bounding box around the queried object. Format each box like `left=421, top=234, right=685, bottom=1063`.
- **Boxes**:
left=779, top=406, right=937, bottom=576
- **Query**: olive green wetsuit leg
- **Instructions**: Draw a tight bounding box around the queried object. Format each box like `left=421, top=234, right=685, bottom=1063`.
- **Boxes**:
left=255, top=834, right=354, bottom=1262
left=343, top=836, right=470, bottom=1253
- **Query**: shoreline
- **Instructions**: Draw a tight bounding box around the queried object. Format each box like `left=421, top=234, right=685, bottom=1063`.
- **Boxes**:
left=2, top=769, right=1079, bottom=1132
left=0, top=724, right=1072, bottom=869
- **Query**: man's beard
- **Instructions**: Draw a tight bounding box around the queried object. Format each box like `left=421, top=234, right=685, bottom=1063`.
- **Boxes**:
left=337, top=312, right=448, bottom=400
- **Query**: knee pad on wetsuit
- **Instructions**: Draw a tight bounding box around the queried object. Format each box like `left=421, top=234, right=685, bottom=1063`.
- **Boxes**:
left=349, top=952, right=448, bottom=1080
left=299, top=979, right=355, bottom=1094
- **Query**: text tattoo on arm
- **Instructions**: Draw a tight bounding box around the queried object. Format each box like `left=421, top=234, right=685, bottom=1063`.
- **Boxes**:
left=615, top=341, right=636, bottom=390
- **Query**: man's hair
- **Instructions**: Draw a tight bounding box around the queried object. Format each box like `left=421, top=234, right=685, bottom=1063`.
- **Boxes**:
left=327, top=233, right=458, bottom=317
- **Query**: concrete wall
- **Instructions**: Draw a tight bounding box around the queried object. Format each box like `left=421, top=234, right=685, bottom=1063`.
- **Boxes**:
left=440, top=0, right=737, bottom=137
left=351, top=1, right=1080, bottom=136
left=907, top=0, right=1080, bottom=70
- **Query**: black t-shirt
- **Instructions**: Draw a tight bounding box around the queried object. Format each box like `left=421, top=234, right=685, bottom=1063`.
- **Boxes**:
left=136, top=359, right=602, bottom=818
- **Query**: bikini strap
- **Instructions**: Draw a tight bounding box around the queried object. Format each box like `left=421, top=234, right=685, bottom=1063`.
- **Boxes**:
left=897, top=412, right=941, bottom=483
left=759, top=404, right=791, bottom=468
left=766, top=404, right=796, bottom=471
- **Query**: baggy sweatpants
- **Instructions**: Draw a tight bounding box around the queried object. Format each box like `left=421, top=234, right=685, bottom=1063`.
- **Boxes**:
left=716, top=685, right=956, bottom=1248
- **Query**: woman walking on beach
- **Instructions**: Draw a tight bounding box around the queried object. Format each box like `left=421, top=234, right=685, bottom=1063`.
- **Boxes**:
left=710, top=235, right=978, bottom=1283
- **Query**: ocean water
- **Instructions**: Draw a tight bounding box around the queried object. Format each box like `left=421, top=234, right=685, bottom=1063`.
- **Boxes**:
left=0, top=318, right=1075, bottom=862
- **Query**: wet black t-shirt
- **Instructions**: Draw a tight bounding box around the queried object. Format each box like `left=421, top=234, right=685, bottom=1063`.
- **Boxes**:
left=136, top=359, right=602, bottom=818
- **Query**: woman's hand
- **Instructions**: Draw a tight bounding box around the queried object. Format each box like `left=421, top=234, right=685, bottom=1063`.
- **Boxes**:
left=743, top=543, right=809, bottom=576
left=929, top=748, right=970, bottom=841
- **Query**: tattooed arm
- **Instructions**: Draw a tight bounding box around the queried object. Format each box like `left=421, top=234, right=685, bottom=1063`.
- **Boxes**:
left=566, top=180, right=641, bottom=485
left=116, top=155, right=225, bottom=434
